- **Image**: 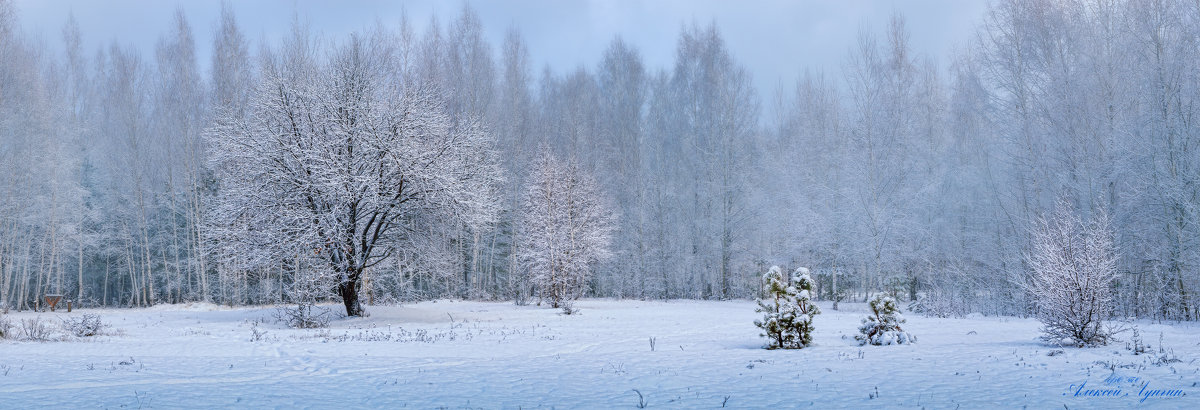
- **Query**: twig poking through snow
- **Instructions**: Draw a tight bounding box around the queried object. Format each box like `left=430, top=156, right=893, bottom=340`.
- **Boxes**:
left=631, top=389, right=647, bottom=408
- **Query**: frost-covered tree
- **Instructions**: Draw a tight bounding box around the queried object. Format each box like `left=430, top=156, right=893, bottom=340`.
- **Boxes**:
left=517, top=149, right=616, bottom=313
left=487, top=27, right=535, bottom=302
left=0, top=2, right=90, bottom=311
left=151, top=8, right=206, bottom=304
left=595, top=37, right=647, bottom=298
left=1120, top=0, right=1200, bottom=320
left=1026, top=200, right=1117, bottom=347
left=644, top=22, right=759, bottom=299
left=206, top=31, right=502, bottom=316
left=856, top=294, right=914, bottom=345
left=765, top=69, right=852, bottom=307
left=841, top=14, right=947, bottom=302
left=210, top=1, right=252, bottom=119
left=755, top=266, right=820, bottom=349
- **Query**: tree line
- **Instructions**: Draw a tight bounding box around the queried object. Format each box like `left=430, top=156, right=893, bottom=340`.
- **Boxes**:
left=2, top=0, right=1198, bottom=320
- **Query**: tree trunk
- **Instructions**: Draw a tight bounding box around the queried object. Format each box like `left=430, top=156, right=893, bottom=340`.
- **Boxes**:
left=77, top=243, right=84, bottom=304
left=832, top=267, right=839, bottom=311
left=103, top=258, right=110, bottom=306
left=339, top=271, right=363, bottom=317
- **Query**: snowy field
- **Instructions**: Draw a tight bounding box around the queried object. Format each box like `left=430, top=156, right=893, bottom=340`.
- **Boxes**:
left=2, top=300, right=1198, bottom=408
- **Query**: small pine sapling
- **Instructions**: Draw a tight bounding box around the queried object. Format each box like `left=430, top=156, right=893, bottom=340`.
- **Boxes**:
left=754, top=266, right=820, bottom=349
left=856, top=294, right=914, bottom=345
left=755, top=266, right=791, bottom=348
left=1128, top=326, right=1148, bottom=355
left=791, top=267, right=820, bottom=346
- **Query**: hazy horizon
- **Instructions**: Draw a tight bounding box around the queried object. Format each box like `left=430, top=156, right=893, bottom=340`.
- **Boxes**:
left=13, top=0, right=988, bottom=120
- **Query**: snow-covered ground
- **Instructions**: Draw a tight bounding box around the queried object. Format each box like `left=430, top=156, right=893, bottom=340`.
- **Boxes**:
left=1, top=300, right=1197, bottom=408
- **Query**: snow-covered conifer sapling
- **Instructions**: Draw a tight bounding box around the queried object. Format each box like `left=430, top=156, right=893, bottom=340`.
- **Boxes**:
left=857, top=294, right=914, bottom=345
left=755, top=266, right=820, bottom=349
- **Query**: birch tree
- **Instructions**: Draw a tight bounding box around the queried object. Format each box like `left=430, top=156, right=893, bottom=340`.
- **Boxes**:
left=517, top=149, right=616, bottom=313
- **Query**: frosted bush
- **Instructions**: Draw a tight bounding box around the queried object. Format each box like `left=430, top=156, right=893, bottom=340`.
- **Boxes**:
left=1026, top=200, right=1117, bottom=347
left=62, top=314, right=107, bottom=337
left=275, top=303, right=332, bottom=329
left=857, top=294, right=914, bottom=346
left=19, top=317, right=56, bottom=342
left=0, top=313, right=11, bottom=339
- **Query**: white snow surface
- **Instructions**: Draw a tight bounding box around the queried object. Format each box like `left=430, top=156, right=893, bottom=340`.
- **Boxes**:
left=2, top=300, right=1198, bottom=408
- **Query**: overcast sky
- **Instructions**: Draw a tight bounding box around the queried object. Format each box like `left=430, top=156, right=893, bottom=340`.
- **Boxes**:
left=13, top=0, right=989, bottom=112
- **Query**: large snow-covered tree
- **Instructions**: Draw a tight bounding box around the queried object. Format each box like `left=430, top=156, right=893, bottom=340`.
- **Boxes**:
left=596, top=37, right=649, bottom=298
left=205, top=31, right=502, bottom=316
left=151, top=8, right=206, bottom=304
left=517, top=149, right=616, bottom=313
left=644, top=22, right=760, bottom=299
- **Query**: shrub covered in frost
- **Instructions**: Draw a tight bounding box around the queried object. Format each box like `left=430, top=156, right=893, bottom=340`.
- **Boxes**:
left=275, top=303, right=332, bottom=329
left=0, top=312, right=11, bottom=339
left=62, top=313, right=107, bottom=337
left=755, top=266, right=820, bottom=349
left=856, top=294, right=914, bottom=346
left=18, top=317, right=56, bottom=341
left=1026, top=200, right=1117, bottom=347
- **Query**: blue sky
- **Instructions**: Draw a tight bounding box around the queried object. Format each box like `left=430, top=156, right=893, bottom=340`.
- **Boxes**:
left=13, top=0, right=988, bottom=106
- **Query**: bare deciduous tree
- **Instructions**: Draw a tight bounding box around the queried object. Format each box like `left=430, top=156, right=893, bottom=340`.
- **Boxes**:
left=206, top=32, right=502, bottom=316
